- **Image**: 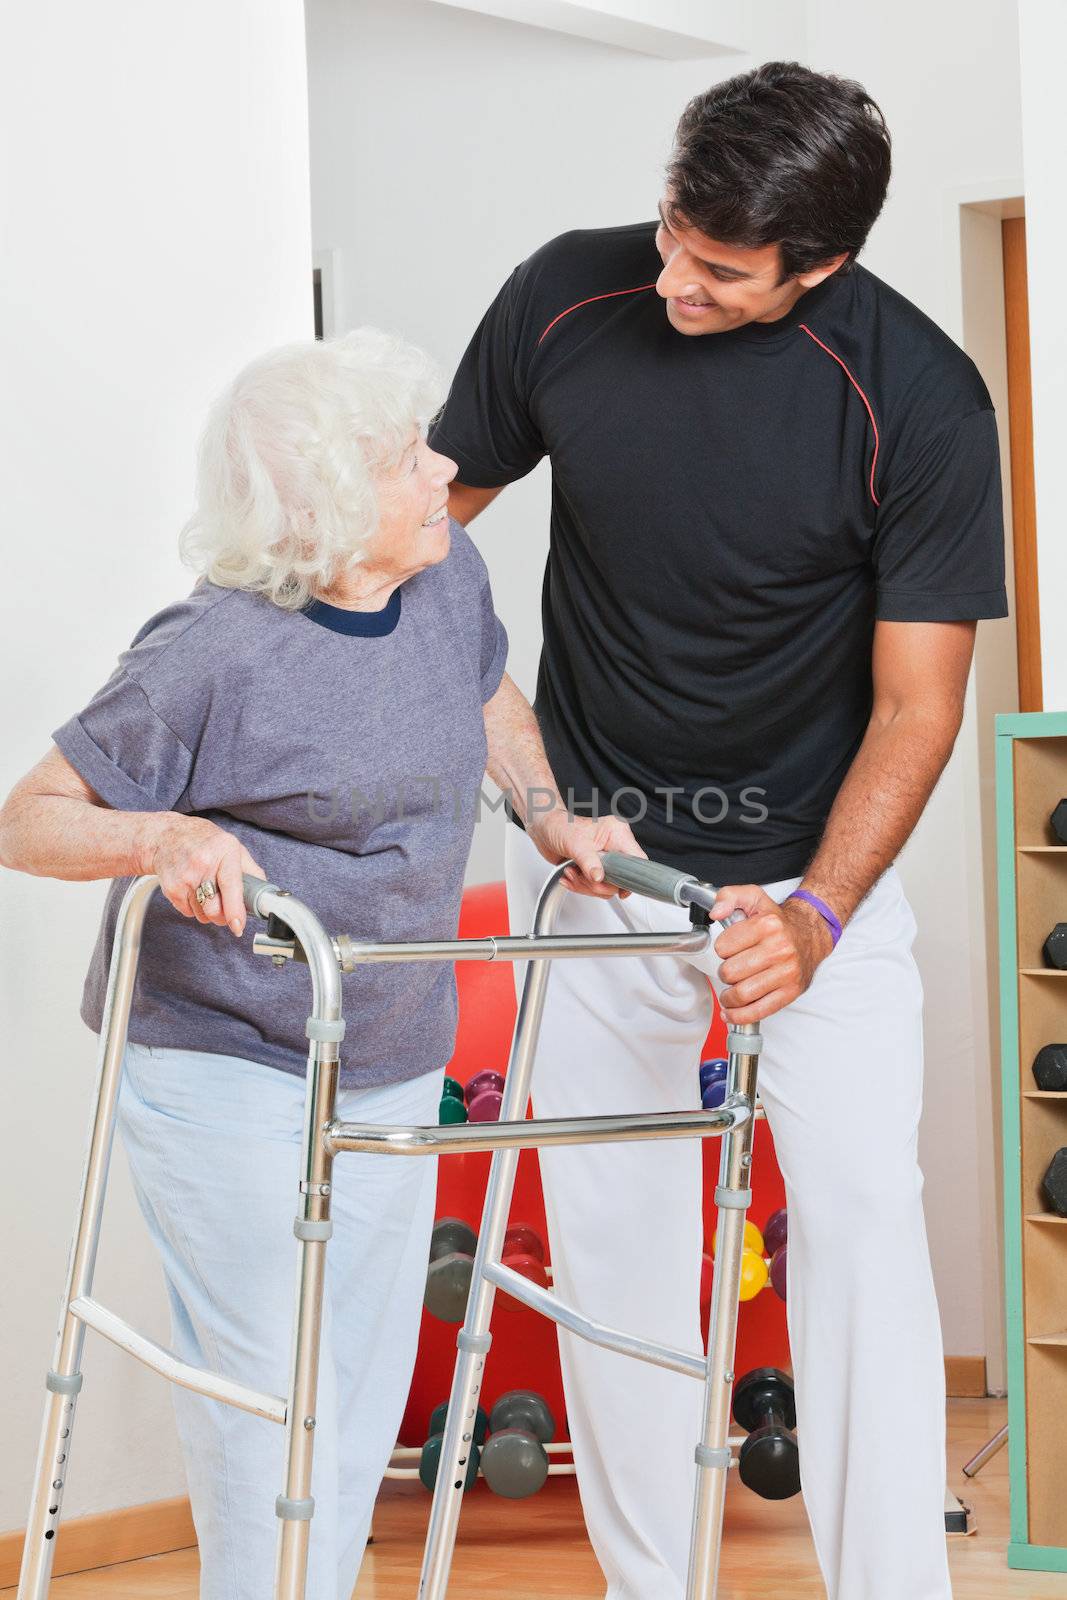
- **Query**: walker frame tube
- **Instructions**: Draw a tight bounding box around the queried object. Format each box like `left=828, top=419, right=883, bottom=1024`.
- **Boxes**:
left=415, top=864, right=758, bottom=1600
left=19, top=857, right=757, bottom=1600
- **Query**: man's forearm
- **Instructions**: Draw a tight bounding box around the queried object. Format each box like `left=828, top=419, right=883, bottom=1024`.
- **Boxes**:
left=797, top=705, right=961, bottom=926
left=482, top=673, right=566, bottom=825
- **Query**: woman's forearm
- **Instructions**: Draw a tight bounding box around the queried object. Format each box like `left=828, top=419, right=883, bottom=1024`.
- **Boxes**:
left=0, top=749, right=264, bottom=934
left=482, top=673, right=567, bottom=826
left=0, top=787, right=160, bottom=881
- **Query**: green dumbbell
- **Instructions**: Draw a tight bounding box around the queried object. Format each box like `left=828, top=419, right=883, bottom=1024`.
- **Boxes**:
left=429, top=1400, right=490, bottom=1446
left=418, top=1432, right=481, bottom=1492
left=442, top=1076, right=465, bottom=1102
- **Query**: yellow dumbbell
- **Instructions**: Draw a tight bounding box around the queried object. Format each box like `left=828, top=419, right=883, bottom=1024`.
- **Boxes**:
left=738, top=1248, right=770, bottom=1300
left=711, top=1220, right=766, bottom=1259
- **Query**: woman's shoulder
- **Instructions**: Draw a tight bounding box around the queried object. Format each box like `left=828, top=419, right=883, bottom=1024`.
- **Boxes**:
left=437, top=519, right=491, bottom=591
left=119, top=582, right=279, bottom=693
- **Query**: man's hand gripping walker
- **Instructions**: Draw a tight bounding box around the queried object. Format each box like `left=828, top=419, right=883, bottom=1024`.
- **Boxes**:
left=17, top=853, right=760, bottom=1600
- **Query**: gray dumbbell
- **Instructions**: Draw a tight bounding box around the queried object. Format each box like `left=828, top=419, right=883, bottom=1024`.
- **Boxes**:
left=1043, top=925, right=1067, bottom=970
left=1042, top=1150, right=1067, bottom=1217
left=1051, top=800, right=1067, bottom=844
left=1033, top=1044, right=1067, bottom=1092
left=424, top=1217, right=478, bottom=1322
left=480, top=1391, right=555, bottom=1499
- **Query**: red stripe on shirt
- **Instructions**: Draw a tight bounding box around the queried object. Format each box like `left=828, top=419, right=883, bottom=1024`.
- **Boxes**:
left=799, top=324, right=882, bottom=507
left=537, top=283, right=658, bottom=346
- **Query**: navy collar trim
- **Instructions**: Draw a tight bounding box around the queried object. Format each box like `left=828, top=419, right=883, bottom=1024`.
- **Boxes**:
left=302, top=588, right=402, bottom=637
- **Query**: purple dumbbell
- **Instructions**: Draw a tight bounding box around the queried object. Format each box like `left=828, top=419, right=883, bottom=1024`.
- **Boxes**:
left=702, top=1079, right=728, bottom=1110
left=770, top=1244, right=787, bottom=1302
left=465, top=1070, right=505, bottom=1107
left=699, top=1058, right=729, bottom=1094
left=763, top=1208, right=788, bottom=1258
left=467, top=1088, right=503, bottom=1122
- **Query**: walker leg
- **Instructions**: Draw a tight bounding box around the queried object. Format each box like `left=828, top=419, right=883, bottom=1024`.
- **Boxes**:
left=418, top=947, right=557, bottom=1599
left=18, top=877, right=157, bottom=1600
left=685, top=1024, right=762, bottom=1600
left=273, top=1029, right=342, bottom=1600
left=962, top=1423, right=1007, bottom=1478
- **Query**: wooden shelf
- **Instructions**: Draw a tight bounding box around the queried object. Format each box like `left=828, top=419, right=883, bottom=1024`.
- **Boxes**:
left=998, top=720, right=1067, bottom=1562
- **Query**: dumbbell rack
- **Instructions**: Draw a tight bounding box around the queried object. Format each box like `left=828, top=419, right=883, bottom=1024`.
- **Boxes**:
left=996, top=711, right=1067, bottom=1574
left=17, top=852, right=759, bottom=1600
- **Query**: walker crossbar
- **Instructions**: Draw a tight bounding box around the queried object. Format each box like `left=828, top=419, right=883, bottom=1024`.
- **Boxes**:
left=326, top=1100, right=751, bottom=1156
left=255, top=927, right=714, bottom=967
left=479, top=1263, right=709, bottom=1381
left=67, top=1297, right=288, bottom=1422
left=18, top=854, right=760, bottom=1600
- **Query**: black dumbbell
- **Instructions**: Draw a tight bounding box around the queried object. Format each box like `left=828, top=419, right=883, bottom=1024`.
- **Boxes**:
left=480, top=1391, right=555, bottom=1498
left=418, top=1401, right=490, bottom=1492
left=424, top=1218, right=479, bottom=1322
left=1042, top=1150, right=1067, bottom=1216
left=1051, top=800, right=1067, bottom=845
left=1043, top=926, right=1067, bottom=970
left=1033, top=1045, right=1067, bottom=1092
left=732, top=1367, right=801, bottom=1500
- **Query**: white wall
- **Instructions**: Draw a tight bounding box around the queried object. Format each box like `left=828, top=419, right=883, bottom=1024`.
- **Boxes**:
left=1017, top=0, right=1067, bottom=710
left=0, top=0, right=314, bottom=1532
left=802, top=0, right=1024, bottom=1386
left=306, top=0, right=1024, bottom=1372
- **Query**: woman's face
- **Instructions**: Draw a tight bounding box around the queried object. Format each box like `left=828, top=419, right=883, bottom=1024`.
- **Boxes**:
left=370, top=430, right=458, bottom=581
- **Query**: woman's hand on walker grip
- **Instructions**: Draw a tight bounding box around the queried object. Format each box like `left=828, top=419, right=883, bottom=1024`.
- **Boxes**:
left=525, top=807, right=647, bottom=899
left=711, top=885, right=834, bottom=1025
left=138, top=814, right=266, bottom=936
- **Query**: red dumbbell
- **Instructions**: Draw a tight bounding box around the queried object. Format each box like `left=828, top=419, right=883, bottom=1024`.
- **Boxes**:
left=498, top=1223, right=549, bottom=1312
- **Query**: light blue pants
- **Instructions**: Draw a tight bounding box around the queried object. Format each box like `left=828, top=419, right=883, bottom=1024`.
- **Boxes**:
left=117, top=1042, right=441, bottom=1600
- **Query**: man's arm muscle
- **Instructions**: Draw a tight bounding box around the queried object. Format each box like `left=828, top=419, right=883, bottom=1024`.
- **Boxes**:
left=448, top=482, right=504, bottom=525
left=799, top=618, right=976, bottom=922
left=712, top=618, right=977, bottom=1024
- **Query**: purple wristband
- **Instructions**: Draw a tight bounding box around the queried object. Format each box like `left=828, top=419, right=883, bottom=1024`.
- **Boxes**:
left=787, top=889, right=843, bottom=949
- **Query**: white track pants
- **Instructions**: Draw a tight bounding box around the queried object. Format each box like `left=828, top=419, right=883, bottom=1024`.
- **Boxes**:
left=506, top=821, right=951, bottom=1600
left=117, top=1043, right=441, bottom=1600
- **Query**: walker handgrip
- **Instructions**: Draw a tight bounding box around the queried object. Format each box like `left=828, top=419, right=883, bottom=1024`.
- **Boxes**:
left=598, top=852, right=696, bottom=906
left=242, top=875, right=281, bottom=918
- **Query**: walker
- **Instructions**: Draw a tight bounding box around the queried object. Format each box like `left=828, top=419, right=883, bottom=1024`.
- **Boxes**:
left=17, top=853, right=761, bottom=1599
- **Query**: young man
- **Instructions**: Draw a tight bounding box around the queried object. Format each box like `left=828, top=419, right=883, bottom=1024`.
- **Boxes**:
left=430, top=61, right=1006, bottom=1600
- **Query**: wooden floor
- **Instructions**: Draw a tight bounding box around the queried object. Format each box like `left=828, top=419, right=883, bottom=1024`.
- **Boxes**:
left=6, top=1400, right=1067, bottom=1598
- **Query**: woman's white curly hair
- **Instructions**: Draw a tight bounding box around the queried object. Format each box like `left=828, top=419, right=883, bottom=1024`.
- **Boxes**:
left=179, top=328, right=445, bottom=610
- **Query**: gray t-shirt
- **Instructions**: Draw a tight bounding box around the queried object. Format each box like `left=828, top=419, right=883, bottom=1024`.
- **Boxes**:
left=53, top=521, right=508, bottom=1088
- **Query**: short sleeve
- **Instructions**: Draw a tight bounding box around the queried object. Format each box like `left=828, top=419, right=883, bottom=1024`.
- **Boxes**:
left=479, top=577, right=509, bottom=703
left=429, top=264, right=546, bottom=488
left=873, top=408, right=1008, bottom=622
left=52, top=668, right=194, bottom=811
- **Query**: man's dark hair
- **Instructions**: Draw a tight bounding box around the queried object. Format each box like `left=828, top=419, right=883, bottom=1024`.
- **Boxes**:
left=665, top=61, right=891, bottom=281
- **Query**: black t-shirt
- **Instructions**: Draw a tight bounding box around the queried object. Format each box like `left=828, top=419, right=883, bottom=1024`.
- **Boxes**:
left=430, top=223, right=1007, bottom=884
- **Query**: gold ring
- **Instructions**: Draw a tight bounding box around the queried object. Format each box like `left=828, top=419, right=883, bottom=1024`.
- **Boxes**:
left=195, top=878, right=218, bottom=906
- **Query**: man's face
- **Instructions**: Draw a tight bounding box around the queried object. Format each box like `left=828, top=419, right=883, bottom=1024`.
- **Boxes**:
left=654, top=195, right=845, bottom=337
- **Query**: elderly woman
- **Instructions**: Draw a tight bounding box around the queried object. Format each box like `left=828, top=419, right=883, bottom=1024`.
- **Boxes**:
left=0, top=329, right=639, bottom=1599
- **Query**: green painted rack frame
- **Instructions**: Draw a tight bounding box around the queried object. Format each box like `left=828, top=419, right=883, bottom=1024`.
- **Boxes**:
left=997, top=709, right=1067, bottom=1573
